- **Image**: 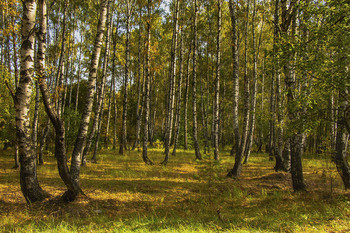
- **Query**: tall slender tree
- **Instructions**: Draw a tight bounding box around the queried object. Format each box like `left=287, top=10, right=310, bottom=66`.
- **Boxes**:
left=228, top=0, right=250, bottom=178
left=132, top=6, right=144, bottom=151
left=183, top=41, right=191, bottom=150
left=213, top=0, right=222, bottom=161
left=244, top=0, right=258, bottom=164
left=120, top=0, right=134, bottom=154
left=162, top=0, right=179, bottom=165
left=228, top=0, right=240, bottom=161
left=172, top=16, right=185, bottom=156
left=142, top=0, right=154, bottom=165
left=192, top=0, right=202, bottom=160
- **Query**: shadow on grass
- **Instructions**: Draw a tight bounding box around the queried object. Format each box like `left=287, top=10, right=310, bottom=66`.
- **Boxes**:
left=1, top=149, right=350, bottom=232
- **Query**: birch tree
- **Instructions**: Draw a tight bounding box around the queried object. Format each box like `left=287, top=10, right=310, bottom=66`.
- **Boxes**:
left=228, top=0, right=250, bottom=178
left=68, top=0, right=109, bottom=201
left=162, top=0, right=179, bottom=165
left=192, top=0, right=202, bottom=160
left=213, top=0, right=222, bottom=161
left=15, top=0, right=48, bottom=203
left=142, top=0, right=154, bottom=165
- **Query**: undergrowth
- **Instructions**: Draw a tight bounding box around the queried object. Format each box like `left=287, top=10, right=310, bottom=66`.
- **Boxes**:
left=0, top=148, right=349, bottom=232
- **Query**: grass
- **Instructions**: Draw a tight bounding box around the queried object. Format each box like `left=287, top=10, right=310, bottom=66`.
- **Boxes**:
left=0, top=147, right=350, bottom=232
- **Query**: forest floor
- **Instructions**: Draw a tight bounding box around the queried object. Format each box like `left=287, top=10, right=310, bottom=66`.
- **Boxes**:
left=0, top=147, right=350, bottom=232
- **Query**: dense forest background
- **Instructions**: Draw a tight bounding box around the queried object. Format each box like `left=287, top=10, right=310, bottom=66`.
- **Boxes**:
left=0, top=0, right=350, bottom=230
left=0, top=0, right=350, bottom=232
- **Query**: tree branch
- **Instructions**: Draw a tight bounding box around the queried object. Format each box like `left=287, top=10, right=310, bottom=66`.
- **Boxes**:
left=5, top=80, right=16, bottom=102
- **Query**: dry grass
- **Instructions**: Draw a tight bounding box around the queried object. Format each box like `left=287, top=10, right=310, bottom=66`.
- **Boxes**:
left=0, top=148, right=350, bottom=232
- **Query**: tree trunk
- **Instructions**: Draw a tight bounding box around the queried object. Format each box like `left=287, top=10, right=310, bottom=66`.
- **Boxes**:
left=149, top=76, right=156, bottom=146
left=244, top=0, right=258, bottom=164
left=120, top=0, right=132, bottom=155
left=82, top=5, right=112, bottom=164
left=201, top=20, right=210, bottom=154
left=183, top=41, right=191, bottom=150
left=16, top=0, right=48, bottom=203
left=111, top=14, right=120, bottom=150
left=12, top=33, right=20, bottom=169
left=162, top=0, right=179, bottom=165
left=213, top=0, right=222, bottom=161
left=69, top=0, right=109, bottom=200
left=142, top=0, right=154, bottom=165
left=172, top=21, right=184, bottom=156
left=56, top=2, right=67, bottom=118
left=283, top=0, right=306, bottom=191
left=333, top=93, right=350, bottom=189
left=32, top=81, right=40, bottom=159
left=273, top=0, right=288, bottom=171
left=75, top=35, right=83, bottom=112
left=228, top=0, right=250, bottom=178
left=37, top=0, right=84, bottom=202
left=132, top=8, right=143, bottom=151
left=192, top=0, right=202, bottom=160
left=38, top=118, right=50, bottom=165
left=104, top=80, right=112, bottom=148
left=228, top=0, right=240, bottom=160
left=92, top=93, right=105, bottom=162
left=92, top=7, right=113, bottom=162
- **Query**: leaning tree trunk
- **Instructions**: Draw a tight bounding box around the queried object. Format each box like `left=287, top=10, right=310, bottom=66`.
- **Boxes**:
left=91, top=8, right=113, bottom=162
left=15, top=0, right=48, bottom=203
left=162, top=0, right=179, bottom=165
left=142, top=0, right=154, bottom=165
left=228, top=0, right=250, bottom=178
left=82, top=5, right=112, bottom=165
left=213, top=0, right=222, bottom=161
left=69, top=0, right=109, bottom=201
left=37, top=0, right=83, bottom=202
left=192, top=0, right=202, bottom=160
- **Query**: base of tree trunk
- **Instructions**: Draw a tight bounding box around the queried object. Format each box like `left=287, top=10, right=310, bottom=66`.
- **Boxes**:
left=291, top=182, right=307, bottom=192
left=274, top=158, right=288, bottom=172
left=227, top=163, right=242, bottom=178
left=61, top=190, right=79, bottom=203
left=142, top=155, right=153, bottom=165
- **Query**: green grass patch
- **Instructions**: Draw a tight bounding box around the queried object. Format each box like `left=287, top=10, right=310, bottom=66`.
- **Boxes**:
left=0, top=148, right=349, bottom=232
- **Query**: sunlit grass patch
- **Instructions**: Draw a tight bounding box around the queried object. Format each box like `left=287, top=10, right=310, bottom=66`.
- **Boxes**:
left=1, top=148, right=350, bottom=232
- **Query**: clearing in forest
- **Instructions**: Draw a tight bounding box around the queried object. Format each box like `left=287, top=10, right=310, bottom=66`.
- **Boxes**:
left=0, top=149, right=349, bottom=232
